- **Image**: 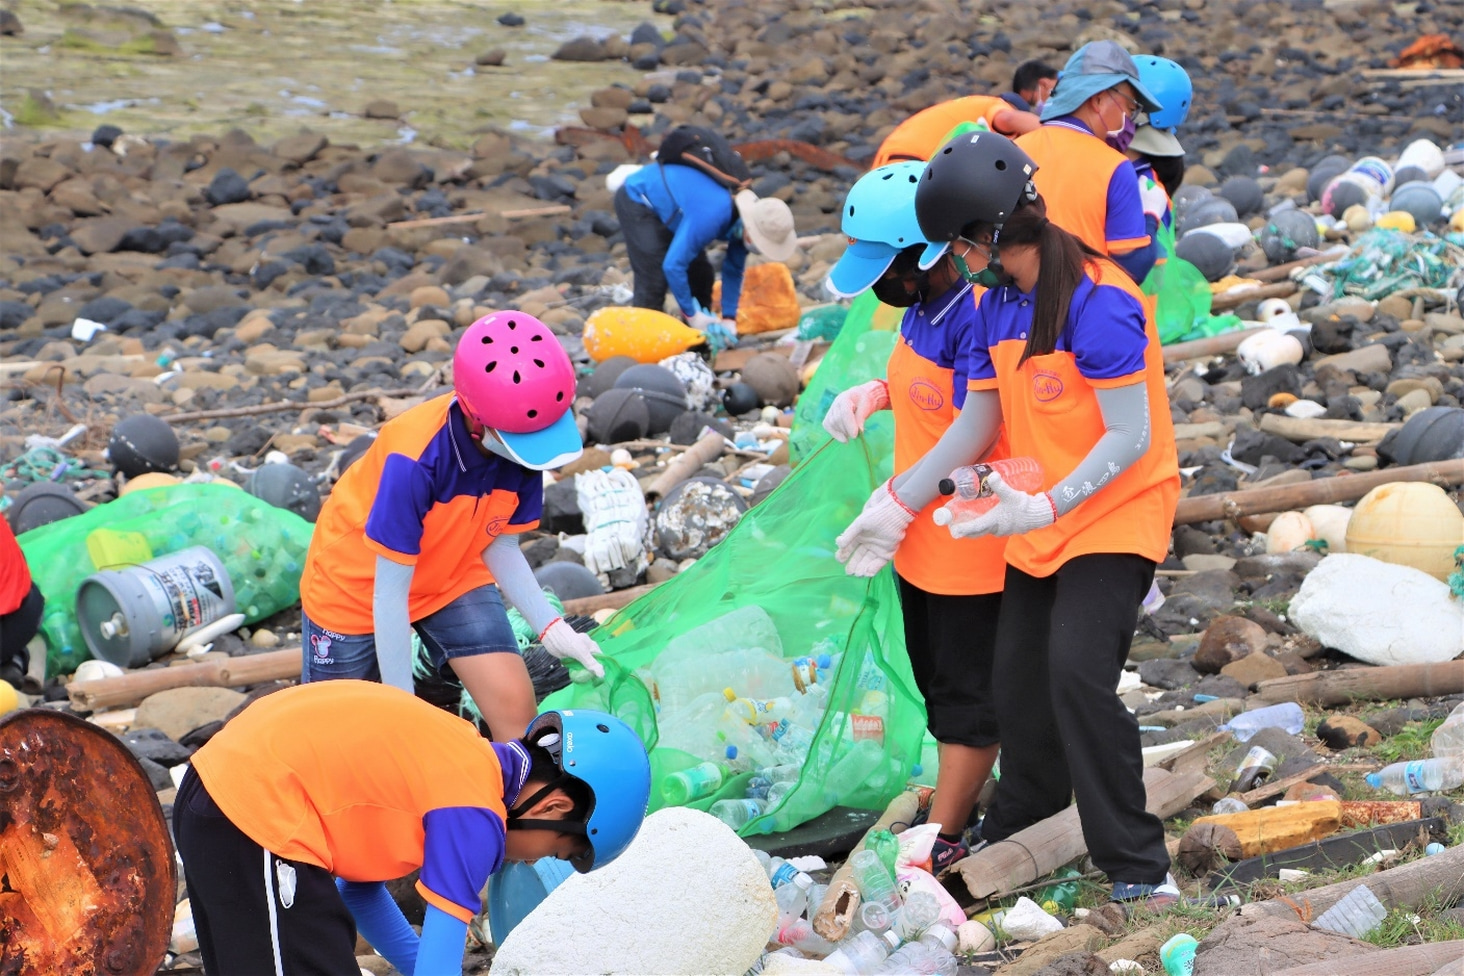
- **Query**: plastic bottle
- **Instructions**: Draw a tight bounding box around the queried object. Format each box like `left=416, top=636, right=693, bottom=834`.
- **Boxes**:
left=895, top=889, right=942, bottom=939
left=1430, top=701, right=1464, bottom=761
left=661, top=760, right=729, bottom=805
left=777, top=917, right=837, bottom=956
left=1312, top=884, right=1388, bottom=938
left=1221, top=702, right=1305, bottom=742
left=1211, top=796, right=1249, bottom=815
left=820, top=738, right=886, bottom=806
left=824, top=929, right=901, bottom=975
left=932, top=458, right=1045, bottom=527
left=849, top=848, right=903, bottom=915
left=881, top=925, right=958, bottom=976
left=709, top=797, right=766, bottom=830
left=1232, top=745, right=1279, bottom=793
left=766, top=856, right=808, bottom=890
left=724, top=688, right=796, bottom=724
left=859, top=900, right=893, bottom=936
left=1035, top=866, right=1082, bottom=915
left=866, top=829, right=901, bottom=879
left=1160, top=933, right=1198, bottom=976
left=1365, top=757, right=1464, bottom=796
left=776, top=873, right=814, bottom=930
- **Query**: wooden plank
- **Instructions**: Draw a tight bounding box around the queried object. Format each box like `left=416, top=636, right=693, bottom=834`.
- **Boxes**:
left=1172, top=460, right=1464, bottom=525
left=1258, top=413, right=1400, bottom=445
left=1205, top=815, right=1443, bottom=889
left=66, top=649, right=302, bottom=711
left=1242, top=836, right=1464, bottom=924
left=1211, top=281, right=1297, bottom=313
left=1270, top=941, right=1464, bottom=976
left=561, top=582, right=662, bottom=617
left=1253, top=662, right=1464, bottom=707
left=386, top=204, right=571, bottom=230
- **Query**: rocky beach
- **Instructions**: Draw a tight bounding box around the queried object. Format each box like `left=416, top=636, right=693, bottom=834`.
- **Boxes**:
left=3, top=0, right=1464, bottom=974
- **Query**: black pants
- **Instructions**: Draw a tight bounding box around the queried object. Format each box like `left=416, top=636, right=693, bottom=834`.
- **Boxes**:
left=174, top=768, right=360, bottom=976
left=0, top=582, right=43, bottom=678
left=613, top=184, right=714, bottom=314
left=896, top=575, right=1000, bottom=748
left=979, top=553, right=1170, bottom=884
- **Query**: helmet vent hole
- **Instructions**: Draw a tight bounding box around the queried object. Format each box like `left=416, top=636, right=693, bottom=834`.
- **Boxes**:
left=556, top=391, right=564, bottom=402
left=597, top=723, right=610, bottom=733
left=527, top=408, right=537, bottom=419
left=513, top=370, right=521, bottom=384
left=848, top=205, right=855, bottom=216
left=533, top=358, right=545, bottom=368
left=481, top=335, right=493, bottom=344
left=941, top=146, right=953, bottom=155
left=484, top=360, right=497, bottom=373
left=995, top=160, right=1007, bottom=171
left=511, top=346, right=519, bottom=354
left=507, top=319, right=517, bottom=330
left=531, top=334, right=542, bottom=341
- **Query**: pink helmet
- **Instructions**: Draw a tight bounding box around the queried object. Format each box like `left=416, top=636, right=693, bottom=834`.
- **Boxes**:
left=454, top=311, right=582, bottom=470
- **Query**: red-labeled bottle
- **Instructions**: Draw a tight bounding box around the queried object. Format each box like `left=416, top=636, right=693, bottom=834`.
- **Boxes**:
left=933, top=457, right=1044, bottom=527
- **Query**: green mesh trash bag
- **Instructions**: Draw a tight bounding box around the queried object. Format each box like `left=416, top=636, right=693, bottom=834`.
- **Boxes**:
left=540, top=436, right=925, bottom=837
left=1143, top=220, right=1243, bottom=344
left=16, top=483, right=314, bottom=676
left=796, top=303, right=850, bottom=341
left=789, top=290, right=903, bottom=464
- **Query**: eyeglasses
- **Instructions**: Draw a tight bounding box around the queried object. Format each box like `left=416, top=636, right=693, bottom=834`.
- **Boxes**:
left=956, top=238, right=992, bottom=260
left=1107, top=88, right=1143, bottom=119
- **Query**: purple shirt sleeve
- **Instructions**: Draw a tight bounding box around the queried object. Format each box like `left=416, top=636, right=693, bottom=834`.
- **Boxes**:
left=419, top=807, right=507, bottom=918
left=366, top=454, right=434, bottom=556
left=1071, top=285, right=1150, bottom=381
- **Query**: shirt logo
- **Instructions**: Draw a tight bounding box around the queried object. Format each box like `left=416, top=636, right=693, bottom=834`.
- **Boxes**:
left=484, top=515, right=508, bottom=536
left=907, top=380, right=945, bottom=411
left=1033, top=370, right=1064, bottom=402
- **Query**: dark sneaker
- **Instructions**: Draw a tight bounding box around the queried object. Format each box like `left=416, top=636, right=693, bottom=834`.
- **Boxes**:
left=930, top=835, right=970, bottom=875
left=1111, top=873, right=1181, bottom=913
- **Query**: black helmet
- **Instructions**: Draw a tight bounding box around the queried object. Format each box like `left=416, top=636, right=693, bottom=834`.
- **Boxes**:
left=914, top=132, right=1039, bottom=261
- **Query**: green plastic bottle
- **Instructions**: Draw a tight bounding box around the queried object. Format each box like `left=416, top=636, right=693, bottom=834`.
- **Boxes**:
left=1036, top=866, right=1082, bottom=915
left=866, top=828, right=900, bottom=879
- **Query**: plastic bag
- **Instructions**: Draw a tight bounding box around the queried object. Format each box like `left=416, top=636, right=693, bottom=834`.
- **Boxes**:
left=1144, top=220, right=1244, bottom=344
left=16, top=484, right=314, bottom=676
left=539, top=435, right=925, bottom=836
left=789, top=290, right=903, bottom=464
left=796, top=304, right=850, bottom=342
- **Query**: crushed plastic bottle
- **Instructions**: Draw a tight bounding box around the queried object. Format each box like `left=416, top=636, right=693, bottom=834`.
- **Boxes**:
left=1211, top=796, right=1249, bottom=815
left=777, top=917, right=837, bottom=956
left=880, top=924, right=958, bottom=976
left=824, top=929, right=901, bottom=975
left=1430, top=701, right=1464, bottom=761
left=1220, top=702, right=1305, bottom=742
left=932, top=458, right=1045, bottom=527
left=1365, top=757, right=1464, bottom=796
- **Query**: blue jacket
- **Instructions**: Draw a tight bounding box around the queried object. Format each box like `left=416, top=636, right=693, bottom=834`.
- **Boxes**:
left=622, top=163, right=749, bottom=319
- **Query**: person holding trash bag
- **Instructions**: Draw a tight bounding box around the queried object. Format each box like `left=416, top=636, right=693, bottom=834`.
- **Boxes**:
left=174, top=681, right=651, bottom=976
left=615, top=154, right=798, bottom=349
left=1016, top=40, right=1165, bottom=284
left=835, top=132, right=1181, bottom=907
left=822, top=161, right=1008, bottom=874
left=298, top=311, right=605, bottom=742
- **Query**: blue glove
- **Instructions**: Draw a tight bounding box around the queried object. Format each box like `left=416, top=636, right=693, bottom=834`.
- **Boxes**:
left=414, top=903, right=470, bottom=976
left=337, top=879, right=419, bottom=975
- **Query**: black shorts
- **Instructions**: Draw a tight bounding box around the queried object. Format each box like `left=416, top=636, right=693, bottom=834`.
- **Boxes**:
left=173, top=768, right=360, bottom=976
left=896, top=575, right=1001, bottom=748
left=0, top=582, right=43, bottom=677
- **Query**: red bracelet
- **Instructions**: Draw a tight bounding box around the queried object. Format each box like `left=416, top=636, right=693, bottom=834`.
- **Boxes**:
left=1043, top=492, right=1058, bottom=522
left=537, top=617, right=564, bottom=642
left=885, top=480, right=919, bottom=519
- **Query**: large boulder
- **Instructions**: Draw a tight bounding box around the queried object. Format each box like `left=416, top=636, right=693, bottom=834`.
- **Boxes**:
left=1289, top=554, right=1464, bottom=666
left=490, top=808, right=776, bottom=975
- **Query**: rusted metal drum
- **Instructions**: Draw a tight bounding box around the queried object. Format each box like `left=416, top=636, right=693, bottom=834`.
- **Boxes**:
left=0, top=708, right=174, bottom=975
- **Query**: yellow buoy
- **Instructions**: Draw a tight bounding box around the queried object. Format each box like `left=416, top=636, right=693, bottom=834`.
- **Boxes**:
left=1375, top=210, right=1416, bottom=233
left=119, top=471, right=181, bottom=495
left=0, top=679, right=17, bottom=714
left=1345, top=482, right=1464, bottom=580
left=582, top=306, right=705, bottom=364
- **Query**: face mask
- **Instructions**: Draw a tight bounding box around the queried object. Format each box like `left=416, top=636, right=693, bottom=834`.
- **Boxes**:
left=951, top=252, right=1008, bottom=290
left=872, top=271, right=925, bottom=307
left=1106, top=112, right=1137, bottom=153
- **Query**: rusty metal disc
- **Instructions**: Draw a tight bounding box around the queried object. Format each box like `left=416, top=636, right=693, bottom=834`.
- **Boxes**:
left=0, top=708, right=174, bottom=976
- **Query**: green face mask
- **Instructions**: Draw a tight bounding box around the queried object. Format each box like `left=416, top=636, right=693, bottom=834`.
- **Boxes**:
left=952, top=251, right=1006, bottom=290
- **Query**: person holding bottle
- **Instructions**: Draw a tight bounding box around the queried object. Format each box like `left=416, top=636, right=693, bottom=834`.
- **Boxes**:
left=820, top=161, right=1007, bottom=874
left=1016, top=40, right=1165, bottom=284
left=835, top=132, right=1181, bottom=907
left=297, top=311, right=605, bottom=742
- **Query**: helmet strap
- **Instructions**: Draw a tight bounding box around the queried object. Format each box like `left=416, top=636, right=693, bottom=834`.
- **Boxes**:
left=507, top=772, right=589, bottom=833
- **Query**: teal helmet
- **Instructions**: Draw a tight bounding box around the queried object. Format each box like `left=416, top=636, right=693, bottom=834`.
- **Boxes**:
left=513, top=709, right=651, bottom=873
left=826, top=161, right=929, bottom=298
left=1134, top=56, right=1192, bottom=132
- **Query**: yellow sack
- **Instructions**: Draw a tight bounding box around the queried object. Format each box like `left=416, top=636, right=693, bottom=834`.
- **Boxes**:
left=583, top=306, right=706, bottom=364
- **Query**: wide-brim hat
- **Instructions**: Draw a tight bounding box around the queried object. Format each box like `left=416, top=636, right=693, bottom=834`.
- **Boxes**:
left=1130, top=124, right=1185, bottom=158
left=734, top=190, right=798, bottom=262
left=1040, top=40, right=1164, bottom=121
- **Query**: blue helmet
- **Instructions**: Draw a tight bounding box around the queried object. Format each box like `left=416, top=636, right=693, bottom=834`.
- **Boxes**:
left=826, top=162, right=929, bottom=299
left=515, top=709, right=651, bottom=873
left=1135, top=56, right=1192, bottom=132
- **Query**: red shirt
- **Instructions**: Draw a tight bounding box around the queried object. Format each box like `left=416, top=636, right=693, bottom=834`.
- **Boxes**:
left=0, top=517, right=33, bottom=615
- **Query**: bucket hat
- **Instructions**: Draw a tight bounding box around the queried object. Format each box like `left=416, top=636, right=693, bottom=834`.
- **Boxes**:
left=1040, top=41, right=1164, bottom=121
left=733, top=191, right=798, bottom=261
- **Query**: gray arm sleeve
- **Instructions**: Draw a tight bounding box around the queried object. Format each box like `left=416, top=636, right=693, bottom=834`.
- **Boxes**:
left=890, top=390, right=1003, bottom=512
left=482, top=533, right=558, bottom=636
left=372, top=555, right=416, bottom=692
left=1049, top=381, right=1151, bottom=517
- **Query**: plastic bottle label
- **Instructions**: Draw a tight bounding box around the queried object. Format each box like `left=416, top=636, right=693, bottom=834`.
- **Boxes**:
left=1404, top=761, right=1428, bottom=794
left=852, top=714, right=885, bottom=745
left=769, top=863, right=799, bottom=888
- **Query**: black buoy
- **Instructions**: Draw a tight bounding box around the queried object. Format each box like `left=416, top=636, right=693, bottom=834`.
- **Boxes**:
left=613, top=364, right=688, bottom=435
left=107, top=414, right=179, bottom=478
left=7, top=481, right=88, bottom=534
left=246, top=462, right=322, bottom=522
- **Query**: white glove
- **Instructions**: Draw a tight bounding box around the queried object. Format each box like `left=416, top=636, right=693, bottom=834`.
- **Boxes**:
left=822, top=379, right=891, bottom=443
left=947, top=472, right=1057, bottom=539
left=540, top=618, right=605, bottom=679
left=1139, top=173, right=1169, bottom=224
left=835, top=479, right=918, bottom=577
left=576, top=468, right=650, bottom=579
left=687, top=302, right=719, bottom=332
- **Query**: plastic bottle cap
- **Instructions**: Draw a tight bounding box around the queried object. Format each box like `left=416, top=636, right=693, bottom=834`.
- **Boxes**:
left=911, top=764, right=924, bottom=776
left=794, top=873, right=814, bottom=891
left=817, top=654, right=832, bottom=668
left=726, top=745, right=738, bottom=761
left=723, top=688, right=737, bottom=702
left=1365, top=773, right=1382, bottom=788
left=881, top=930, right=901, bottom=950
left=938, top=478, right=956, bottom=496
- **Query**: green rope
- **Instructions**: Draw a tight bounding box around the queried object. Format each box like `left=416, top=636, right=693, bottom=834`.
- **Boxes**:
left=0, top=446, right=107, bottom=484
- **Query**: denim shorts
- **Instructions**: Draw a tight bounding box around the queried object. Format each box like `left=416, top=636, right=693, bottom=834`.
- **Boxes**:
left=300, top=584, right=520, bottom=684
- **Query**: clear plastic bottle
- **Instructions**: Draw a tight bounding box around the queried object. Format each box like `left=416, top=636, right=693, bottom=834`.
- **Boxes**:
left=776, top=873, right=814, bottom=930
left=821, top=738, right=886, bottom=806
left=849, top=848, right=902, bottom=915
left=895, top=889, right=941, bottom=940
left=932, top=458, right=1045, bottom=527
left=1221, top=702, right=1305, bottom=742
left=765, top=856, right=807, bottom=890
left=824, top=929, right=901, bottom=975
left=724, top=688, right=797, bottom=724
left=1365, top=757, right=1464, bottom=795
left=880, top=925, right=958, bottom=976
left=777, top=917, right=836, bottom=956
left=1211, top=796, right=1249, bottom=815
left=859, top=900, right=893, bottom=936
left=709, top=797, right=766, bottom=830
left=660, top=760, right=729, bottom=805
left=1431, top=701, right=1464, bottom=761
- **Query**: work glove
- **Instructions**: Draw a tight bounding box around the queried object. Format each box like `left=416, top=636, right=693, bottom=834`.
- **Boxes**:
left=687, top=302, right=719, bottom=333
left=822, top=379, right=891, bottom=443
left=704, top=317, right=739, bottom=354
left=835, top=479, right=917, bottom=577
left=540, top=618, right=606, bottom=679
left=576, top=467, right=650, bottom=579
left=1138, top=173, right=1169, bottom=224
left=946, top=471, right=1057, bottom=539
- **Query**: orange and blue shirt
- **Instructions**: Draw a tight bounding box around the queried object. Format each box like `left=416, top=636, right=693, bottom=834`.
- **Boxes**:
left=1016, top=119, right=1152, bottom=262
left=874, top=96, right=1010, bottom=167
left=965, top=259, right=1179, bottom=578
left=191, top=680, right=532, bottom=923
left=889, top=281, right=1009, bottom=596
left=300, top=394, right=541, bottom=635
